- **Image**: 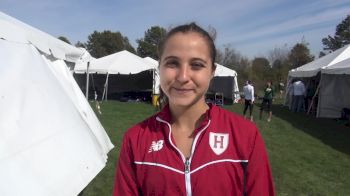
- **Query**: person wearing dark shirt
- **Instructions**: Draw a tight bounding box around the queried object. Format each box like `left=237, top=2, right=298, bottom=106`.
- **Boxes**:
left=260, top=81, right=274, bottom=122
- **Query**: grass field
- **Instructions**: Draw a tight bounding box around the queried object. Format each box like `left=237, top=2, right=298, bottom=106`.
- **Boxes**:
left=80, top=100, right=350, bottom=196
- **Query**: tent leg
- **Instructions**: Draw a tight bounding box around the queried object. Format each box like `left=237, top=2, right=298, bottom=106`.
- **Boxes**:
left=307, top=84, right=320, bottom=115
left=102, top=73, right=109, bottom=101
left=85, top=62, right=90, bottom=100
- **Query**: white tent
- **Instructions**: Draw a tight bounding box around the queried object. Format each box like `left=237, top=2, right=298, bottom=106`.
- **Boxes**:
left=74, top=51, right=155, bottom=100
left=286, top=44, right=350, bottom=118
left=317, top=58, right=350, bottom=118
left=288, top=44, right=350, bottom=78
left=0, top=12, right=113, bottom=196
left=143, top=57, right=160, bottom=94
left=75, top=50, right=153, bottom=74
left=212, top=63, right=240, bottom=103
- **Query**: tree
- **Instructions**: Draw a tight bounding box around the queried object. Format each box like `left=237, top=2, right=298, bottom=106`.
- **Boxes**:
left=75, top=41, right=86, bottom=48
left=267, top=44, right=289, bottom=67
left=58, top=36, right=71, bottom=44
left=319, top=51, right=327, bottom=58
left=216, top=44, right=252, bottom=87
left=216, top=44, right=242, bottom=69
left=322, top=15, right=350, bottom=52
left=266, top=45, right=290, bottom=82
left=249, top=57, right=272, bottom=91
left=86, top=30, right=135, bottom=58
left=251, top=57, right=271, bottom=77
left=136, top=26, right=166, bottom=59
left=288, top=42, right=314, bottom=69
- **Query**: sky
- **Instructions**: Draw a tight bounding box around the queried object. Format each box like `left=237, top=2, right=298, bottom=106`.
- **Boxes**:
left=1, top=0, right=350, bottom=59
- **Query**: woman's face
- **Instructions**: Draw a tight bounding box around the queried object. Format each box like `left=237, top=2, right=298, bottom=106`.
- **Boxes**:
left=159, top=32, right=214, bottom=108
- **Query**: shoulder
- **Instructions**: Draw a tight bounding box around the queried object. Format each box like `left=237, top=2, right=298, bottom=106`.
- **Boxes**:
left=122, top=113, right=158, bottom=140
left=211, top=105, right=258, bottom=134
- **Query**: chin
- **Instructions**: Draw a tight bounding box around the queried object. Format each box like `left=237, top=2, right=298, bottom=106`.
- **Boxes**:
left=169, top=97, right=203, bottom=108
left=169, top=99, right=194, bottom=108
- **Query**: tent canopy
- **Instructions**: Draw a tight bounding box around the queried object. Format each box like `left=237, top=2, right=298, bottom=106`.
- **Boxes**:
left=214, top=63, right=238, bottom=77
left=0, top=12, right=113, bottom=195
left=143, top=57, right=158, bottom=69
left=74, top=50, right=154, bottom=74
left=0, top=12, right=88, bottom=62
left=289, top=44, right=350, bottom=77
left=321, top=57, right=350, bottom=74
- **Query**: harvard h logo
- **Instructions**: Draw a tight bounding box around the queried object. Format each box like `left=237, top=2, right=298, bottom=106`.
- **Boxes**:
left=209, top=132, right=229, bottom=155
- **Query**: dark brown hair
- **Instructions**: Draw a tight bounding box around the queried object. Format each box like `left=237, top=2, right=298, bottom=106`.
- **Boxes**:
left=157, top=22, right=217, bottom=109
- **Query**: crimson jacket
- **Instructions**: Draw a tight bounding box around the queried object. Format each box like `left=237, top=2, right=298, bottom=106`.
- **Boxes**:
left=114, top=104, right=275, bottom=196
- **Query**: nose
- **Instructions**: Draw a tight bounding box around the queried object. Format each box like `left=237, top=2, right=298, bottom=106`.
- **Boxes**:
left=176, top=64, right=190, bottom=83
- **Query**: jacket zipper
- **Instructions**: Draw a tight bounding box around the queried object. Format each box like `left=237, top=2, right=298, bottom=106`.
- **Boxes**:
left=156, top=117, right=211, bottom=196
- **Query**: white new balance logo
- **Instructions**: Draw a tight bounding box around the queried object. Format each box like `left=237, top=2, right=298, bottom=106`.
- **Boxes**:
left=148, top=140, right=164, bottom=153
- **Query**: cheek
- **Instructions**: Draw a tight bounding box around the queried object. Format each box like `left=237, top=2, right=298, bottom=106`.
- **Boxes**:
left=196, top=72, right=213, bottom=87
left=159, top=68, right=173, bottom=88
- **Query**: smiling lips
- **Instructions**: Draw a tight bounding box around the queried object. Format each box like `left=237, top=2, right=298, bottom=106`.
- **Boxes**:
left=172, top=87, right=194, bottom=94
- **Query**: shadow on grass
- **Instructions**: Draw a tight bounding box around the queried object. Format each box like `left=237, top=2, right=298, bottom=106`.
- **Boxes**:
left=270, top=103, right=350, bottom=156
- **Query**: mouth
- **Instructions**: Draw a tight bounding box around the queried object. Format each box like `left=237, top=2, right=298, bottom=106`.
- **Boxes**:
left=172, top=87, right=194, bottom=94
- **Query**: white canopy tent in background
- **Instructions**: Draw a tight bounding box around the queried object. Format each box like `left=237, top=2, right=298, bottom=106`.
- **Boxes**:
left=143, top=57, right=160, bottom=94
left=0, top=11, right=113, bottom=196
left=75, top=50, right=153, bottom=74
left=288, top=44, right=350, bottom=78
left=74, top=51, right=156, bottom=100
left=317, top=58, right=350, bottom=118
left=286, top=44, right=350, bottom=118
left=213, top=63, right=240, bottom=103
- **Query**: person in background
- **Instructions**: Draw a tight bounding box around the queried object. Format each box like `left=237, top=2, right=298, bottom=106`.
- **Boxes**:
left=291, top=78, right=306, bottom=112
left=260, top=81, right=274, bottom=122
left=243, top=80, right=255, bottom=121
left=113, top=22, right=275, bottom=196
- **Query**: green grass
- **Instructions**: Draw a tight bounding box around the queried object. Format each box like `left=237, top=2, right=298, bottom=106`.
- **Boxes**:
left=81, top=100, right=350, bottom=196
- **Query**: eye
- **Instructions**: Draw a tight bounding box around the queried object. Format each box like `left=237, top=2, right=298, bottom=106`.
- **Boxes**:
left=191, top=62, right=205, bottom=70
left=164, top=60, right=179, bottom=68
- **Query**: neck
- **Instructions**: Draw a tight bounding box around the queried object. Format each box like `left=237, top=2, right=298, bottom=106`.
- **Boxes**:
left=169, top=99, right=209, bottom=131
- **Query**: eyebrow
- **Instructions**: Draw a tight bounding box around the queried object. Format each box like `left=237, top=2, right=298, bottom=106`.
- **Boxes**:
left=191, top=58, right=207, bottom=64
left=163, top=56, right=207, bottom=63
left=163, top=56, right=179, bottom=61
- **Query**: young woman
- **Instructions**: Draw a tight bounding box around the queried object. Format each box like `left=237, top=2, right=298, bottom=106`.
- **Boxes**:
left=260, top=81, right=274, bottom=122
left=114, top=23, right=275, bottom=196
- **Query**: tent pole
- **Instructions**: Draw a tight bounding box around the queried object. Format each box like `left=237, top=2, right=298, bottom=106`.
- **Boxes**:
left=105, top=73, right=110, bottom=101
left=153, top=69, right=155, bottom=95
left=85, top=62, right=90, bottom=100
left=307, top=83, right=320, bottom=115
left=102, top=73, right=109, bottom=101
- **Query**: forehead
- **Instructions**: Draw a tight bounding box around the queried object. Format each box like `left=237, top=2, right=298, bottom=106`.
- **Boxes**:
left=162, top=32, right=211, bottom=59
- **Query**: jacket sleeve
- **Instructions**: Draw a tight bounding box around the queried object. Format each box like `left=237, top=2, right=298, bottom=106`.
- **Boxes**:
left=245, top=129, right=275, bottom=196
left=113, top=134, right=139, bottom=196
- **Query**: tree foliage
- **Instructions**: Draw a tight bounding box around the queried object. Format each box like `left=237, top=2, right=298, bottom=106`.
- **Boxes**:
left=322, top=15, right=350, bottom=52
left=75, top=41, right=86, bottom=48
left=86, top=30, right=135, bottom=58
left=288, top=42, right=314, bottom=69
left=58, top=36, right=71, bottom=44
left=216, top=44, right=243, bottom=69
left=136, top=26, right=166, bottom=59
left=216, top=45, right=252, bottom=87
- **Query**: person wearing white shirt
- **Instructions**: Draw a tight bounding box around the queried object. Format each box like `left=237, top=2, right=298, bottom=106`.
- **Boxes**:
left=291, top=79, right=306, bottom=112
left=243, top=80, right=255, bottom=121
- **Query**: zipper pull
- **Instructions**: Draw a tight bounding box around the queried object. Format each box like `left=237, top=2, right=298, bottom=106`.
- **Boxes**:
left=185, top=158, right=190, bottom=173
